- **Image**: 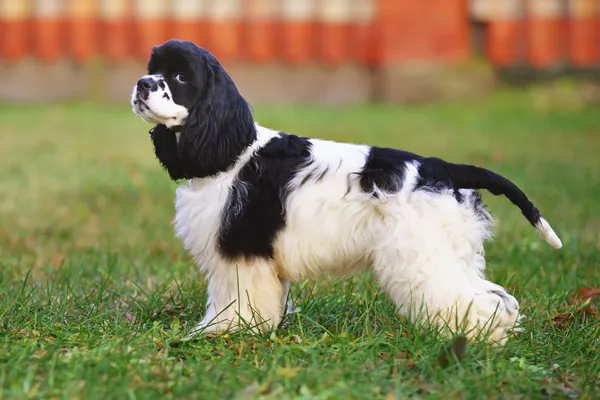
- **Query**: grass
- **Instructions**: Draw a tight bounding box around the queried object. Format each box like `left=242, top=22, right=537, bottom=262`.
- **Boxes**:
left=1, top=89, right=599, bottom=399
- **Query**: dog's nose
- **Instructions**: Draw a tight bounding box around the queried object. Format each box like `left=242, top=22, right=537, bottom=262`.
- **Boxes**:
left=137, top=77, right=156, bottom=91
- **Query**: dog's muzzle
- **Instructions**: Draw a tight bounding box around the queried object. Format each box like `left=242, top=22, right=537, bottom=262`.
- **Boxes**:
left=136, top=77, right=158, bottom=100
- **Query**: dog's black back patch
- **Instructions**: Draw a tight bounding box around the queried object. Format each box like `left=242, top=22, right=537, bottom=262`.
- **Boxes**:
left=415, top=156, right=465, bottom=201
left=359, top=146, right=421, bottom=196
left=360, top=147, right=489, bottom=216
left=218, top=133, right=312, bottom=261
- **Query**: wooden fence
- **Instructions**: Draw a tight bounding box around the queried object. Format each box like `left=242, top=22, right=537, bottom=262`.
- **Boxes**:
left=1, top=1, right=598, bottom=68
left=0, top=0, right=466, bottom=67
left=473, top=0, right=600, bottom=68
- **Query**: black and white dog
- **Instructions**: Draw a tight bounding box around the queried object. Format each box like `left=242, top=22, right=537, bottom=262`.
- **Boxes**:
left=131, top=39, right=562, bottom=344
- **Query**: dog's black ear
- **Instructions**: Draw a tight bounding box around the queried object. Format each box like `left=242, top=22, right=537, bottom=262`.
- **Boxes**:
left=150, top=124, right=185, bottom=181
left=176, top=54, right=256, bottom=179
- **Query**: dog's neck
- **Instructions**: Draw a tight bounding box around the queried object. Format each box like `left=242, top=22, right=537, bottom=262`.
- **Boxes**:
left=167, top=125, right=183, bottom=143
left=150, top=120, right=258, bottom=182
left=168, top=125, right=183, bottom=133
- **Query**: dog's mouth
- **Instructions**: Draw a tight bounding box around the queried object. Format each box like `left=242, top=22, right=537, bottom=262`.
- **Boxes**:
left=132, top=97, right=154, bottom=115
left=133, top=96, right=178, bottom=124
left=132, top=98, right=161, bottom=124
left=134, top=98, right=151, bottom=114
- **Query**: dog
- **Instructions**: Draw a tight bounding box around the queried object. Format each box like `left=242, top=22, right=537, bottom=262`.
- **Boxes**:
left=131, top=39, right=562, bottom=344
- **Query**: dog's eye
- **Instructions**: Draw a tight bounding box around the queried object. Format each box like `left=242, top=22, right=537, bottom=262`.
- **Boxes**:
left=173, top=73, right=187, bottom=83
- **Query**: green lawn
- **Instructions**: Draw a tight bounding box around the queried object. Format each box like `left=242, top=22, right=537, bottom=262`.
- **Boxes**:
left=1, top=90, right=599, bottom=399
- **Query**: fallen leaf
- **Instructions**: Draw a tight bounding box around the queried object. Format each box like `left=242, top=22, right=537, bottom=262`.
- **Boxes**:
left=553, top=287, right=600, bottom=328
left=552, top=305, right=597, bottom=328
left=577, top=287, right=600, bottom=303
left=567, top=287, right=600, bottom=305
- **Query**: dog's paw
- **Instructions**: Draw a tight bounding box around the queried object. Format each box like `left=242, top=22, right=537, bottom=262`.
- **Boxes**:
left=468, top=287, right=522, bottom=345
left=182, top=317, right=232, bottom=341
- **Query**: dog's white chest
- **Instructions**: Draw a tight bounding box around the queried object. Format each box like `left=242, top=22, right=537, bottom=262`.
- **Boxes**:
left=173, top=179, right=230, bottom=264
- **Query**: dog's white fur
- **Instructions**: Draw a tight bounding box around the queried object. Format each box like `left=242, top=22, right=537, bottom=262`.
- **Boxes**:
left=132, top=74, right=562, bottom=345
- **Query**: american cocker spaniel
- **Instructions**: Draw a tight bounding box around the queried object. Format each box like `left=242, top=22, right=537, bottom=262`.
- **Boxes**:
left=131, top=39, right=562, bottom=344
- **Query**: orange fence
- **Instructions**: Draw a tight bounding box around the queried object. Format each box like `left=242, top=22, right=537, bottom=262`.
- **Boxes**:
left=0, top=0, right=599, bottom=68
left=476, top=0, right=600, bottom=68
left=0, top=0, right=467, bottom=66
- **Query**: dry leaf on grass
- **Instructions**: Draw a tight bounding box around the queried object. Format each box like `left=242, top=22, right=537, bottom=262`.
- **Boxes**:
left=569, top=287, right=600, bottom=304
left=552, top=306, right=597, bottom=327
left=552, top=287, right=600, bottom=328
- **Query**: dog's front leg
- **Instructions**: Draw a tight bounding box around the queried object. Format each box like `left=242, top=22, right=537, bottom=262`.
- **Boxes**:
left=187, top=260, right=285, bottom=338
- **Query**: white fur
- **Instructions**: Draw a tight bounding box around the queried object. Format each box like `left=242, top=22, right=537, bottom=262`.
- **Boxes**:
left=536, top=217, right=562, bottom=249
left=175, top=125, right=528, bottom=344
left=130, top=74, right=189, bottom=128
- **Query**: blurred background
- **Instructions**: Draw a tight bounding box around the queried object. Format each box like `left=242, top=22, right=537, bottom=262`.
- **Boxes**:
left=0, top=0, right=599, bottom=104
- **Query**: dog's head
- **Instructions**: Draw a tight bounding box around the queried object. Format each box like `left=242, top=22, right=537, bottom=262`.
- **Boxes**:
left=130, top=40, right=211, bottom=129
left=131, top=39, right=256, bottom=178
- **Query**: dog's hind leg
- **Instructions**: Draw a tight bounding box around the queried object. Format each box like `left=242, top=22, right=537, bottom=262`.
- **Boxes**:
left=373, top=246, right=521, bottom=344
left=371, top=190, right=521, bottom=344
left=187, top=259, right=285, bottom=338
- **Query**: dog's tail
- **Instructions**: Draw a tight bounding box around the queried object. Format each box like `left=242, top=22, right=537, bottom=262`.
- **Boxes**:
left=420, top=158, right=562, bottom=249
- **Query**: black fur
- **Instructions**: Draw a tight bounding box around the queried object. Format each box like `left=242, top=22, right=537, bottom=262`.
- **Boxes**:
left=147, top=39, right=256, bottom=180
left=218, top=134, right=312, bottom=261
left=149, top=124, right=185, bottom=181
left=360, top=147, right=421, bottom=196
left=415, top=156, right=469, bottom=202
left=360, top=147, right=541, bottom=227
left=432, top=161, right=541, bottom=226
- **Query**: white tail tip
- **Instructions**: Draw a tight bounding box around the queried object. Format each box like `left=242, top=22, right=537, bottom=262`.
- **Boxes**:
left=535, top=217, right=562, bottom=249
